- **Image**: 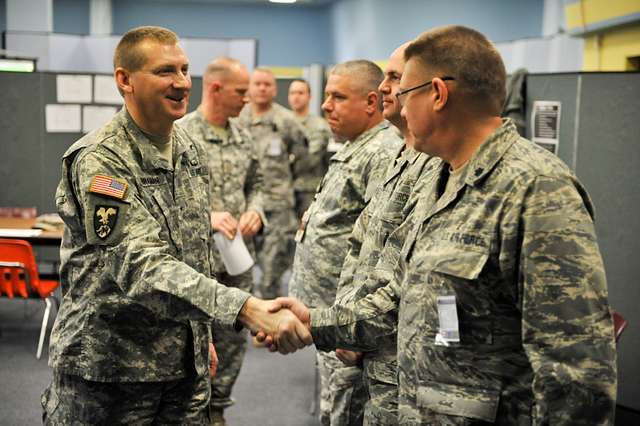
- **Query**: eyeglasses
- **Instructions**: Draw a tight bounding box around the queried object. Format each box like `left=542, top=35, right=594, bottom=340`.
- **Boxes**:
left=396, top=76, right=455, bottom=106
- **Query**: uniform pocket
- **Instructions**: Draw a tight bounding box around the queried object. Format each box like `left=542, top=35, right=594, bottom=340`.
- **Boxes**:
left=417, top=381, right=499, bottom=422
left=431, top=249, right=489, bottom=281
left=365, top=360, right=398, bottom=385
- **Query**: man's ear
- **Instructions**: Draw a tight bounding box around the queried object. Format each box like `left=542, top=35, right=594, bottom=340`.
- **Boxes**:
left=209, top=81, right=223, bottom=94
left=432, top=78, right=449, bottom=112
left=115, top=67, right=133, bottom=95
left=365, top=91, right=379, bottom=115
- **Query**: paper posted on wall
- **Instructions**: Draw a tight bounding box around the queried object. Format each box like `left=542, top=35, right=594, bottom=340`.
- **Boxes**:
left=531, top=100, right=561, bottom=155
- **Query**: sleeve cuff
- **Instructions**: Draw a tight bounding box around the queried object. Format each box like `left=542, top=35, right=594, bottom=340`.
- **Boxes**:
left=310, top=307, right=337, bottom=351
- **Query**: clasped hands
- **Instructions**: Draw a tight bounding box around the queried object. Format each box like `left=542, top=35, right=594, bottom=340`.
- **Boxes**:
left=211, top=210, right=262, bottom=239
left=239, top=296, right=313, bottom=354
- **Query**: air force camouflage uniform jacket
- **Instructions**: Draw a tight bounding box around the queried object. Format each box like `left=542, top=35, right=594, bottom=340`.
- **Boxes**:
left=334, top=144, right=436, bottom=405
left=178, top=109, right=265, bottom=275
left=311, top=120, right=616, bottom=425
left=50, top=108, right=251, bottom=382
left=289, top=121, right=402, bottom=308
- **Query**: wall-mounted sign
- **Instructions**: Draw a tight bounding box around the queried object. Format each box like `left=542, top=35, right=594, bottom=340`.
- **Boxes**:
left=531, top=100, right=561, bottom=155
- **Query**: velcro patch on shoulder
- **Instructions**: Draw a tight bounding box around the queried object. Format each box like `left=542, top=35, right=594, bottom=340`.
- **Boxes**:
left=89, top=175, right=128, bottom=200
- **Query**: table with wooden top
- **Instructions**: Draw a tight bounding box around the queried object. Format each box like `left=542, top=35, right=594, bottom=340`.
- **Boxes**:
left=0, top=217, right=63, bottom=246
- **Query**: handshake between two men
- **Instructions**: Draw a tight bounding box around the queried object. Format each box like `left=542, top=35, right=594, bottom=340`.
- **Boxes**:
left=238, top=296, right=313, bottom=354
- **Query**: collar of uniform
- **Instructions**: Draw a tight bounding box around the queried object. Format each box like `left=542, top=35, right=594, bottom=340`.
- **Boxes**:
left=334, top=120, right=390, bottom=161
left=246, top=103, right=276, bottom=126
left=227, top=119, right=245, bottom=145
left=461, top=118, right=520, bottom=187
left=406, top=147, right=422, bottom=165
left=120, top=107, right=185, bottom=172
left=295, top=114, right=309, bottom=127
left=195, top=109, right=232, bottom=145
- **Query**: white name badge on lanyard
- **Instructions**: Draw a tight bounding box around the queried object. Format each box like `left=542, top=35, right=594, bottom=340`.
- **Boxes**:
left=268, top=138, right=282, bottom=156
left=435, top=295, right=460, bottom=346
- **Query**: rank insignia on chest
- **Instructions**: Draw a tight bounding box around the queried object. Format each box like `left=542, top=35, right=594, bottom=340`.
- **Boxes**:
left=94, top=205, right=119, bottom=239
left=89, top=175, right=127, bottom=200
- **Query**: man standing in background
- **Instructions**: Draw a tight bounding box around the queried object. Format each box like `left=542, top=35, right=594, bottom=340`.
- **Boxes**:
left=289, top=60, right=402, bottom=426
left=178, top=56, right=264, bottom=426
left=288, top=78, right=332, bottom=219
left=238, top=68, right=308, bottom=300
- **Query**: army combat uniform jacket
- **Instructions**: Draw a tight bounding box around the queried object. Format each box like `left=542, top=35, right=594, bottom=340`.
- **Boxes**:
left=50, top=109, right=251, bottom=382
left=311, top=120, right=616, bottom=425
left=237, top=103, right=308, bottom=211
left=178, top=109, right=265, bottom=275
left=292, top=114, right=332, bottom=193
left=289, top=121, right=402, bottom=308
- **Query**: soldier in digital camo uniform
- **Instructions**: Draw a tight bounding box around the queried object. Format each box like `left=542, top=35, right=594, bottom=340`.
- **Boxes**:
left=287, top=78, right=333, bottom=219
left=271, top=26, right=617, bottom=426
left=42, top=26, right=311, bottom=426
left=237, top=68, right=309, bottom=300
left=178, top=56, right=265, bottom=426
left=289, top=60, right=402, bottom=426
left=331, top=43, right=437, bottom=425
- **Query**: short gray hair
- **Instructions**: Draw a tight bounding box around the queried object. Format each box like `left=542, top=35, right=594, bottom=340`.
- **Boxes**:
left=330, top=60, right=383, bottom=98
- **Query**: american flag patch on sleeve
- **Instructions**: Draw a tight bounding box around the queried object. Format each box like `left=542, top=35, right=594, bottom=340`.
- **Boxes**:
left=89, top=175, right=128, bottom=200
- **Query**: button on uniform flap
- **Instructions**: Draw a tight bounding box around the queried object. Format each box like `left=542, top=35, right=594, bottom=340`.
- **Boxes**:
left=417, top=382, right=500, bottom=422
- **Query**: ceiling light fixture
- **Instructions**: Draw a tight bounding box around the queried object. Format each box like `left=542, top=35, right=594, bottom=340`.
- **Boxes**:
left=269, top=0, right=297, bottom=4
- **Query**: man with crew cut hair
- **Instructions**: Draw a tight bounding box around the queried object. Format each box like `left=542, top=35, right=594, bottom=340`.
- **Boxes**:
left=43, top=26, right=311, bottom=425
left=238, top=68, right=309, bottom=301
left=289, top=59, right=402, bottom=426
left=288, top=78, right=332, bottom=219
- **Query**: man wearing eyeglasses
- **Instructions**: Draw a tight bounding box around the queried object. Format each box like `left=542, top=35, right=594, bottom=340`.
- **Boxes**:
left=178, top=56, right=264, bottom=426
left=268, top=25, right=616, bottom=425
left=288, top=59, right=402, bottom=426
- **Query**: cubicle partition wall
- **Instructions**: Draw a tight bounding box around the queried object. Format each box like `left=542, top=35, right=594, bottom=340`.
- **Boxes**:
left=526, top=72, right=640, bottom=411
left=1, top=70, right=638, bottom=411
left=0, top=71, right=203, bottom=214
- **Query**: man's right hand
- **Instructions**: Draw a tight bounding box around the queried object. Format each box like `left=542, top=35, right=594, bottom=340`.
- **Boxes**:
left=238, top=297, right=312, bottom=354
left=211, top=211, right=238, bottom=240
left=253, top=297, right=311, bottom=352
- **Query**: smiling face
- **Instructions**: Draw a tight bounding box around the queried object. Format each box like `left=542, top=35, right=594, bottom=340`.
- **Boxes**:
left=125, top=40, right=191, bottom=133
left=379, top=45, right=407, bottom=128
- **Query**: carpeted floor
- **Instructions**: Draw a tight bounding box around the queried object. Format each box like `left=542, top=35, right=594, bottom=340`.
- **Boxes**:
left=0, top=293, right=320, bottom=426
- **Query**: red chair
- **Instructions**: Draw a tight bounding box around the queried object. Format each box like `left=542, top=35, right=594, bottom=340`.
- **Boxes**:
left=612, top=310, right=628, bottom=343
left=0, top=239, right=60, bottom=359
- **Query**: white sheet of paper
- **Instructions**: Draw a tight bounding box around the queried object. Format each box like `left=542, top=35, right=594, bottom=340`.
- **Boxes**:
left=0, top=228, right=43, bottom=238
left=213, top=232, right=254, bottom=276
left=56, top=74, right=92, bottom=103
left=45, top=104, right=81, bottom=133
left=94, top=75, right=123, bottom=105
left=83, top=105, right=117, bottom=133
